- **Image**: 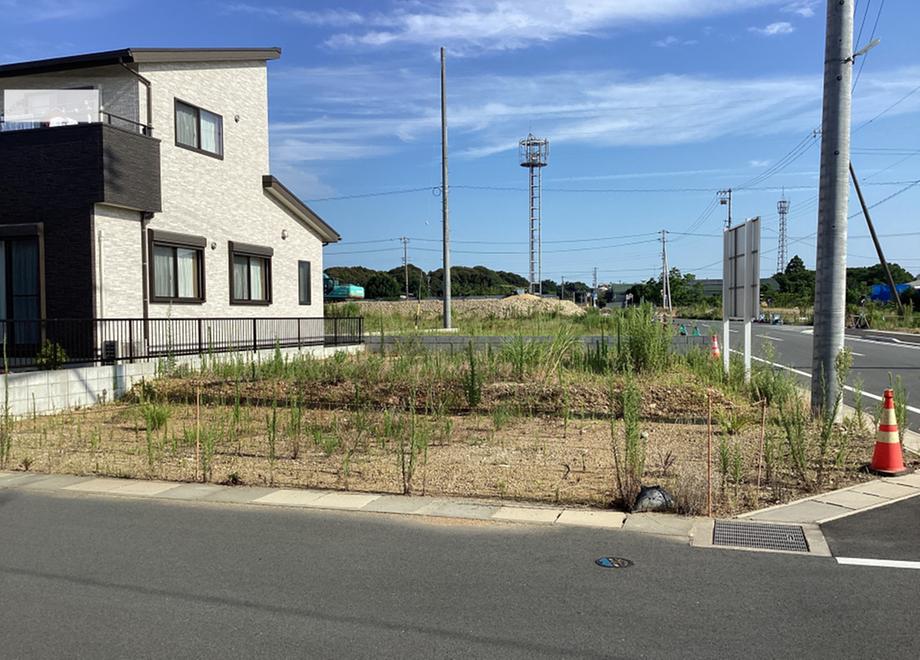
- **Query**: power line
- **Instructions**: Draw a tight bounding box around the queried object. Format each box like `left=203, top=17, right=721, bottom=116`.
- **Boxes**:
left=853, top=0, right=884, bottom=91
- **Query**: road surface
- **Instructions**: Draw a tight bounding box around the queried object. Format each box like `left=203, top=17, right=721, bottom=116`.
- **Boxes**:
left=685, top=320, right=920, bottom=433
left=1, top=489, right=918, bottom=659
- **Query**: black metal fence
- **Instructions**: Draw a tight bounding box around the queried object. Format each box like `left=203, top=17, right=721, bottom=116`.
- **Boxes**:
left=0, top=317, right=363, bottom=369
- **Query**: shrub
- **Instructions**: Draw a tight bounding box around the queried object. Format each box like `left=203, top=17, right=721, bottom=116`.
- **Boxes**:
left=35, top=340, right=68, bottom=370
left=610, top=378, right=646, bottom=509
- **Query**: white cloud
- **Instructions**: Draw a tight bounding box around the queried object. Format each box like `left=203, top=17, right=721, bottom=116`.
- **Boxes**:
left=226, top=4, right=364, bottom=27
left=268, top=63, right=920, bottom=170
left=782, top=1, right=818, bottom=18
left=243, top=0, right=784, bottom=55
left=653, top=35, right=698, bottom=48
left=749, top=160, right=771, bottom=168
left=0, top=0, right=117, bottom=21
left=749, top=21, right=795, bottom=36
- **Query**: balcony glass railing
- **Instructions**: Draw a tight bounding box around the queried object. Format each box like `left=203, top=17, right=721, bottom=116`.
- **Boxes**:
left=1, top=89, right=150, bottom=135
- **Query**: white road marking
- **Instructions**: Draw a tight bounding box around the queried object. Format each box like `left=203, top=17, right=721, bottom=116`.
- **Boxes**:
left=849, top=351, right=865, bottom=357
left=845, top=335, right=920, bottom=351
left=730, top=350, right=920, bottom=415
left=801, top=329, right=814, bottom=335
left=836, top=557, right=920, bottom=570
left=759, top=334, right=784, bottom=342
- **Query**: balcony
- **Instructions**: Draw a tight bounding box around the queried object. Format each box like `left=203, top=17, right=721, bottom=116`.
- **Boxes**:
left=0, top=120, right=161, bottom=213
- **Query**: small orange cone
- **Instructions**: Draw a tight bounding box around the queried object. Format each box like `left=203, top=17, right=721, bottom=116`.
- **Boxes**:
left=869, top=389, right=911, bottom=476
left=710, top=334, right=721, bottom=360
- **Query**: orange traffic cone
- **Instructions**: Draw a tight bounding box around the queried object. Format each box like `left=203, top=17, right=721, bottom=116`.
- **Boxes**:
left=710, top=335, right=721, bottom=360
left=869, top=389, right=911, bottom=476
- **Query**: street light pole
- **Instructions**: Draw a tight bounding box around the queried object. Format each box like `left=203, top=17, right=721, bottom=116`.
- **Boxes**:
left=440, top=47, right=452, bottom=329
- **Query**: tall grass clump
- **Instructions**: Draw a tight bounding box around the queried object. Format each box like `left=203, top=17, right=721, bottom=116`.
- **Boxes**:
left=463, top=340, right=482, bottom=408
left=610, top=378, right=646, bottom=509
left=889, top=372, right=909, bottom=445
left=614, top=304, right=671, bottom=373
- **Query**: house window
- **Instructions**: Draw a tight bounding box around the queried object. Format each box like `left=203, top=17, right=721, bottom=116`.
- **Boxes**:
left=298, top=261, right=311, bottom=305
left=229, top=242, right=272, bottom=305
left=149, top=230, right=206, bottom=303
left=0, top=235, right=41, bottom=345
left=175, top=99, right=223, bottom=157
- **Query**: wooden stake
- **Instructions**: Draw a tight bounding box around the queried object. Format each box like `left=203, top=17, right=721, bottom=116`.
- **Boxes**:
left=196, top=383, right=201, bottom=482
left=756, top=399, right=767, bottom=491
left=707, top=390, right=713, bottom=518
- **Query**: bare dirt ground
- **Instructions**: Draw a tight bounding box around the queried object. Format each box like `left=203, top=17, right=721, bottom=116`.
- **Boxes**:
left=7, top=399, right=880, bottom=516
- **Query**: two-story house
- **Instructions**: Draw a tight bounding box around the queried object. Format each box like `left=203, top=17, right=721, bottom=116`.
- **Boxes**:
left=0, top=48, right=351, bottom=363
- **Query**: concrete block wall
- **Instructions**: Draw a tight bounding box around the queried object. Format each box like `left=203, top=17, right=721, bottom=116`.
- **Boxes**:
left=0, top=344, right=364, bottom=418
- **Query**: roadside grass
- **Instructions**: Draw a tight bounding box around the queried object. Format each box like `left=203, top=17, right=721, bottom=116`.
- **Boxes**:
left=4, top=304, right=897, bottom=515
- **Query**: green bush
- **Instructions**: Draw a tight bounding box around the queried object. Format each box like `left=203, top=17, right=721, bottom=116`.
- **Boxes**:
left=35, top=340, right=68, bottom=370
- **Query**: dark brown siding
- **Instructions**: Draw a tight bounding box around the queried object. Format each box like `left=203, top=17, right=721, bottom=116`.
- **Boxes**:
left=0, top=123, right=160, bottom=319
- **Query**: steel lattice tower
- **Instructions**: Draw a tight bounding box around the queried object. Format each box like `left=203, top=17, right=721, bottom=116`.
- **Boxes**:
left=777, top=196, right=790, bottom=274
left=519, top=134, right=549, bottom=294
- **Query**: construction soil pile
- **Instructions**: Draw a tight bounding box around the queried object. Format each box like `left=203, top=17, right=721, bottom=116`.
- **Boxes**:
left=344, top=294, right=585, bottom=319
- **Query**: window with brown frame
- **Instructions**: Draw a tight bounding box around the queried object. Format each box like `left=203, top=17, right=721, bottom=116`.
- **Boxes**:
left=149, top=230, right=206, bottom=304
left=175, top=99, right=223, bottom=158
left=229, top=241, right=272, bottom=305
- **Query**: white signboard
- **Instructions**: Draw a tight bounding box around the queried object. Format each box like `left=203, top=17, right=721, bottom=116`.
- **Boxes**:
left=722, top=216, right=761, bottom=321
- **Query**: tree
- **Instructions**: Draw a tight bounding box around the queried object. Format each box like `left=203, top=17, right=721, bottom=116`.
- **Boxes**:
left=364, top=273, right=401, bottom=299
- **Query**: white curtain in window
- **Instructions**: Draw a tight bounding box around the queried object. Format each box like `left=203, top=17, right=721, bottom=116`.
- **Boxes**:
left=153, top=245, right=175, bottom=297
left=176, top=103, right=198, bottom=148
left=233, top=255, right=249, bottom=300
left=200, top=110, right=221, bottom=155
left=176, top=248, right=197, bottom=298
left=249, top=258, right=264, bottom=301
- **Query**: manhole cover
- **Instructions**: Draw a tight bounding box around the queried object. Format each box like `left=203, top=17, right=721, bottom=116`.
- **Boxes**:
left=595, top=557, right=633, bottom=569
left=712, top=520, right=809, bottom=553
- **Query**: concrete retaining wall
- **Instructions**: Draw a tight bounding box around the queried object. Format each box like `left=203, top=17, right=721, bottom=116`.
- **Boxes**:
left=1, top=343, right=364, bottom=418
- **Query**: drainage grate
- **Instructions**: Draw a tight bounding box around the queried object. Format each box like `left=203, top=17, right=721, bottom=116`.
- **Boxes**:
left=712, top=520, right=809, bottom=553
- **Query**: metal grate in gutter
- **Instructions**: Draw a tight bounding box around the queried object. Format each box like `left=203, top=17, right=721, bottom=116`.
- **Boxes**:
left=712, top=520, right=809, bottom=553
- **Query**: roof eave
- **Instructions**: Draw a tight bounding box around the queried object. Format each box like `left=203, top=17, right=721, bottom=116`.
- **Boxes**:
left=262, top=175, right=341, bottom=244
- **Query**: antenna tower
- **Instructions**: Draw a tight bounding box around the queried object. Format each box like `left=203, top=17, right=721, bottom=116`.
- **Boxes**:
left=777, top=195, right=790, bottom=274
left=519, top=134, right=549, bottom=294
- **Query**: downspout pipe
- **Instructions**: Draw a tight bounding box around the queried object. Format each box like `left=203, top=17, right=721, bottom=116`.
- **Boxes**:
left=119, top=59, right=153, bottom=136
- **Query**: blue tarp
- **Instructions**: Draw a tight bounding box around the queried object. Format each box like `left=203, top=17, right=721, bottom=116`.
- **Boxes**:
left=869, top=283, right=912, bottom=302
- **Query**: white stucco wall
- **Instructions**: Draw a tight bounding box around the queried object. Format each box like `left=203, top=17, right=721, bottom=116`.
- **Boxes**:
left=135, top=60, right=326, bottom=321
left=0, top=65, right=143, bottom=128
left=94, top=204, right=144, bottom=319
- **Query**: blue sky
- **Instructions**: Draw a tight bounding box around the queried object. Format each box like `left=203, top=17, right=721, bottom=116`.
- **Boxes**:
left=2, top=0, right=919, bottom=284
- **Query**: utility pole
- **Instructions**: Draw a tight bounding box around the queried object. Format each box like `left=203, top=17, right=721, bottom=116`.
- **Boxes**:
left=850, top=162, right=903, bottom=314
left=776, top=194, right=790, bottom=275
left=592, top=267, right=598, bottom=308
left=560, top=275, right=565, bottom=301
left=400, top=236, right=410, bottom=298
left=660, top=230, right=673, bottom=315
left=812, top=0, right=854, bottom=413
left=718, top=189, right=733, bottom=228
left=440, top=47, right=451, bottom=329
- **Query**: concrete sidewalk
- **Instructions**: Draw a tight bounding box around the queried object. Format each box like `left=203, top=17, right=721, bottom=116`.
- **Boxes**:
left=0, top=470, right=703, bottom=541
left=4, top=469, right=916, bottom=554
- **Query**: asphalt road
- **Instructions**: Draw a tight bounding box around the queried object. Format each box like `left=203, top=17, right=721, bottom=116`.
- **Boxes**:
left=685, top=320, right=920, bottom=433
left=823, top=493, right=920, bottom=562
left=1, top=490, right=919, bottom=659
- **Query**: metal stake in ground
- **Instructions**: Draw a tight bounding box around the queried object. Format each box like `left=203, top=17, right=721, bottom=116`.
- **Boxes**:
left=707, top=390, right=713, bottom=518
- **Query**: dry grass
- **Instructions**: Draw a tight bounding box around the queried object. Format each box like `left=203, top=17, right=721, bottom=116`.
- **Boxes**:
left=7, top=398, right=880, bottom=516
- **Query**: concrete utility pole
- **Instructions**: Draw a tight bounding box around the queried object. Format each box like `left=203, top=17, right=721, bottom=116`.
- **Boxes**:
left=440, top=47, right=452, bottom=329
left=592, top=267, right=598, bottom=308
left=850, top=162, right=903, bottom=314
left=812, top=0, right=854, bottom=413
left=660, top=230, right=673, bottom=315
left=400, top=236, right=410, bottom=298
left=718, top=189, right=733, bottom=228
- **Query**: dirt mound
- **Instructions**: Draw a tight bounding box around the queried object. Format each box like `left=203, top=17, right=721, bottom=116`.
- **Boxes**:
left=348, top=294, right=584, bottom=320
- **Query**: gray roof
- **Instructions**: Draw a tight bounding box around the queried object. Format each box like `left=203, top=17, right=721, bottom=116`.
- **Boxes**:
left=0, top=48, right=281, bottom=77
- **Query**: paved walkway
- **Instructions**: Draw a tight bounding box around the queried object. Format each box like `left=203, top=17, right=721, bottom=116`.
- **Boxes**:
left=3, top=469, right=917, bottom=555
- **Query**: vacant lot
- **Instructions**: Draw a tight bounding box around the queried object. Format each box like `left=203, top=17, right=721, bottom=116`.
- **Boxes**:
left=1, top=306, right=898, bottom=516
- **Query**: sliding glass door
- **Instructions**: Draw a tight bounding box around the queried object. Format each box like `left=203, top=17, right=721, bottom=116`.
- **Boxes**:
left=0, top=237, right=41, bottom=345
